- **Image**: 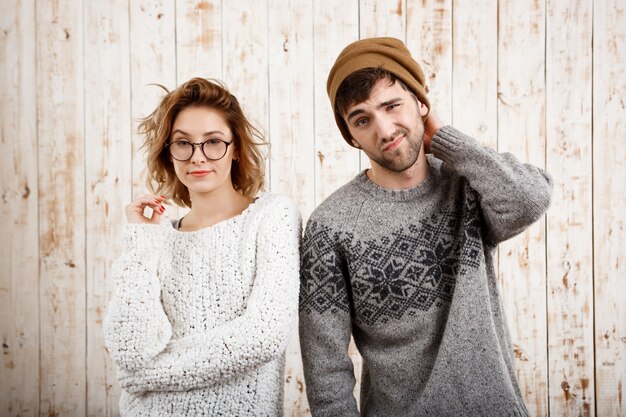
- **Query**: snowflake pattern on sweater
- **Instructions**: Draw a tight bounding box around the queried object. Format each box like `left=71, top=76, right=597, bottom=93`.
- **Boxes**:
left=300, top=188, right=483, bottom=326
left=103, top=193, right=301, bottom=417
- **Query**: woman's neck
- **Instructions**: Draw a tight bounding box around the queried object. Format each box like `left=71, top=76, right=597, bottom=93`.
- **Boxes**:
left=181, top=185, right=253, bottom=231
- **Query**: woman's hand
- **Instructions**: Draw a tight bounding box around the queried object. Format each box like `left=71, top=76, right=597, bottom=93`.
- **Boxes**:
left=125, top=194, right=167, bottom=224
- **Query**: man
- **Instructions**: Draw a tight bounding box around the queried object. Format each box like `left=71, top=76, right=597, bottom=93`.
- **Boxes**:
left=299, top=37, right=552, bottom=416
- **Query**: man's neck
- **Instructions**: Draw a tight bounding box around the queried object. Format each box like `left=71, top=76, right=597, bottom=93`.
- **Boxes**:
left=366, top=151, right=429, bottom=190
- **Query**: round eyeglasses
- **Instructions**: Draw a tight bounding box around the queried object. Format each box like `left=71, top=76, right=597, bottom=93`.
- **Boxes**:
left=165, top=139, right=233, bottom=161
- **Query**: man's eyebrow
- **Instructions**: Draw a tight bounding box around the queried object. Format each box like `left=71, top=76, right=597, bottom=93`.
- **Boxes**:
left=346, top=97, right=403, bottom=122
left=346, top=108, right=366, bottom=121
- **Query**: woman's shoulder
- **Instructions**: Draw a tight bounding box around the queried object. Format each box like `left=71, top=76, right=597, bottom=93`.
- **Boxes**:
left=250, top=193, right=302, bottom=231
left=254, top=192, right=300, bottom=214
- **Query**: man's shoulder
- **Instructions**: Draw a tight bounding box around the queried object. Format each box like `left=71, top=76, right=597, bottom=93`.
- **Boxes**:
left=308, top=176, right=363, bottom=228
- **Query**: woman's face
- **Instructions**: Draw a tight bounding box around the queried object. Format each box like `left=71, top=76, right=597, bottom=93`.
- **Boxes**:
left=169, top=106, right=238, bottom=198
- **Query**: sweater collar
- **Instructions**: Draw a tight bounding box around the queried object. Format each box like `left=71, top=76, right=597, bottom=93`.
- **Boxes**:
left=353, top=155, right=440, bottom=202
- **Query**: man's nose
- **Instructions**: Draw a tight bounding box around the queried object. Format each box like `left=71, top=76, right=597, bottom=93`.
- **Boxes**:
left=375, top=115, right=397, bottom=143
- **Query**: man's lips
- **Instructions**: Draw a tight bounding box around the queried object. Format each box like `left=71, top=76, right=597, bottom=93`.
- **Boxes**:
left=189, top=170, right=212, bottom=177
left=382, top=135, right=405, bottom=152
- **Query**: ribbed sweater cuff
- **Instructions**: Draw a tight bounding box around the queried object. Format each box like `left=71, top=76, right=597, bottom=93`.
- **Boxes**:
left=430, top=125, right=481, bottom=165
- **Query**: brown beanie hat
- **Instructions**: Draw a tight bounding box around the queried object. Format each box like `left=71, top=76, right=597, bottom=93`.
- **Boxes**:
left=326, top=37, right=430, bottom=146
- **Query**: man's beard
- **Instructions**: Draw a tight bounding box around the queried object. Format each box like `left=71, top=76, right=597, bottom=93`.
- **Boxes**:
left=367, top=125, right=424, bottom=173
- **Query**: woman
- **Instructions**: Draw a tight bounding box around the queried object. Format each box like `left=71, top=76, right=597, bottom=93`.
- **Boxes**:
left=103, top=78, right=301, bottom=416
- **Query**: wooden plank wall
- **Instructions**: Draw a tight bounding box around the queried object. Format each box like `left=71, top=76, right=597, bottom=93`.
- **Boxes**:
left=1, top=1, right=624, bottom=416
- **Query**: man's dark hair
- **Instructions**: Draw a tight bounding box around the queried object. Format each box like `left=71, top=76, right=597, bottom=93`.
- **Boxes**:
left=335, top=67, right=413, bottom=118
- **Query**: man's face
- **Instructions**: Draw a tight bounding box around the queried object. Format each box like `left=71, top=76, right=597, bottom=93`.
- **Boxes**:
left=343, top=79, right=428, bottom=173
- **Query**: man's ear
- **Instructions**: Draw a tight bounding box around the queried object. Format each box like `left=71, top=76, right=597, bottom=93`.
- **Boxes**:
left=418, top=101, right=429, bottom=117
left=350, top=138, right=361, bottom=149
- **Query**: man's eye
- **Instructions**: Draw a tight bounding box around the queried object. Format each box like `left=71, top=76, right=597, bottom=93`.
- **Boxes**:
left=388, top=104, right=400, bottom=110
left=355, top=118, right=368, bottom=127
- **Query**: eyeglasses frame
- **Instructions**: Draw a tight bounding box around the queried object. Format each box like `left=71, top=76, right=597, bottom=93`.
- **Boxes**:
left=165, top=138, right=234, bottom=162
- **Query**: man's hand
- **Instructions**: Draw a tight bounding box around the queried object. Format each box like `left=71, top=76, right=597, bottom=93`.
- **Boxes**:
left=422, top=111, right=444, bottom=154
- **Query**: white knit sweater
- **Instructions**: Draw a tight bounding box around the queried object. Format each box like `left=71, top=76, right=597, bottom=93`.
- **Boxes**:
left=103, top=193, right=301, bottom=417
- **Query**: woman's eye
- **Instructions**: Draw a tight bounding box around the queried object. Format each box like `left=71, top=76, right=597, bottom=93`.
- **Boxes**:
left=206, top=139, right=221, bottom=145
left=175, top=141, right=192, bottom=147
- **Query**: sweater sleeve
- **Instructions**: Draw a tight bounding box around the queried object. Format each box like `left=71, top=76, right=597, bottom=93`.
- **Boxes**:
left=431, top=125, right=553, bottom=244
left=103, top=223, right=173, bottom=371
left=298, top=218, right=360, bottom=417
left=117, top=196, right=302, bottom=393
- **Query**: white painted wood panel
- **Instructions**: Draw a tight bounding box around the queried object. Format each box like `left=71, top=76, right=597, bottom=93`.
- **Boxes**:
left=222, top=1, right=269, bottom=147
left=36, top=1, right=86, bottom=416
left=268, top=0, right=315, bottom=217
left=175, top=0, right=222, bottom=83
left=267, top=2, right=316, bottom=415
left=593, top=0, right=626, bottom=415
left=129, top=0, right=177, bottom=201
left=313, top=1, right=360, bottom=206
left=451, top=0, right=497, bottom=148
left=407, top=0, right=452, bottom=122
left=497, top=1, right=549, bottom=415
left=546, top=0, right=595, bottom=415
left=84, top=1, right=132, bottom=416
left=0, top=1, right=38, bottom=416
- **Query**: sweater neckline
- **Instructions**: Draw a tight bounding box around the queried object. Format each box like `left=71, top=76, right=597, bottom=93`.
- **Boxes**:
left=353, top=155, right=440, bottom=202
left=172, top=193, right=265, bottom=234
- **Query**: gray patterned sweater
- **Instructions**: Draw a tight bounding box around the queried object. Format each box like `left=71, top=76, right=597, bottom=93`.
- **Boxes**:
left=299, top=126, right=552, bottom=417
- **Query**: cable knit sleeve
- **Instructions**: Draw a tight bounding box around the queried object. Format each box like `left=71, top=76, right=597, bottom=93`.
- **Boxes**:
left=431, top=126, right=553, bottom=244
left=103, top=223, right=173, bottom=370
left=117, top=195, right=302, bottom=393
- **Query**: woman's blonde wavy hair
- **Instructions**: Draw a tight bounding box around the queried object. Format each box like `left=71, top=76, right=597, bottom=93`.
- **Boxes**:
left=139, top=77, right=267, bottom=208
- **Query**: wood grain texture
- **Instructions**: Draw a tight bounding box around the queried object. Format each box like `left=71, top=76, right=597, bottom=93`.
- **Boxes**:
left=268, top=0, right=315, bottom=218
left=359, top=0, right=406, bottom=40
left=175, top=0, right=222, bottom=83
left=546, top=0, right=595, bottom=415
left=0, top=1, right=39, bottom=416
left=451, top=0, right=497, bottom=147
left=129, top=0, right=177, bottom=201
left=84, top=1, right=131, bottom=416
left=313, top=1, right=360, bottom=207
left=36, top=0, right=86, bottom=415
left=222, top=1, right=269, bottom=142
left=407, top=0, right=452, bottom=122
left=267, top=2, right=315, bottom=415
left=593, top=0, right=626, bottom=415
left=497, top=1, right=549, bottom=415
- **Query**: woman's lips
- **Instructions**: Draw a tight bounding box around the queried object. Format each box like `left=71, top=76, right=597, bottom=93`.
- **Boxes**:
left=189, top=170, right=211, bottom=177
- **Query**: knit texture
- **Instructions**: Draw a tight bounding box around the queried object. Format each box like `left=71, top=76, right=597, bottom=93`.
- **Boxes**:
left=104, top=193, right=301, bottom=417
left=299, top=126, right=552, bottom=417
left=326, top=37, right=430, bottom=146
